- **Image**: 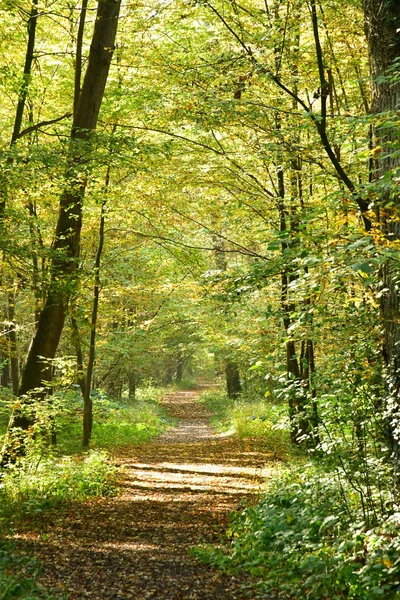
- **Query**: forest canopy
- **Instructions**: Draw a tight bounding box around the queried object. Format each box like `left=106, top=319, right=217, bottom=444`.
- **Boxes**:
left=0, top=0, right=400, bottom=597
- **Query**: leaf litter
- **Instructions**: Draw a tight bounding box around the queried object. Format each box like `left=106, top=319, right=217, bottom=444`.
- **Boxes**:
left=11, top=390, right=280, bottom=599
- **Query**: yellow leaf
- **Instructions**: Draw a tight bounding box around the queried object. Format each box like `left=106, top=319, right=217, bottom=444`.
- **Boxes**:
left=383, top=558, right=392, bottom=568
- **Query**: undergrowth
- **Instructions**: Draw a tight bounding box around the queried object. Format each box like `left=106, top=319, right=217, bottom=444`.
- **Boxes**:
left=0, top=449, right=115, bottom=600
left=0, top=450, right=118, bottom=527
left=194, top=465, right=400, bottom=599
left=0, top=382, right=170, bottom=598
left=173, top=376, right=200, bottom=390
left=198, top=389, right=292, bottom=457
left=56, top=388, right=171, bottom=454
left=196, top=388, right=400, bottom=598
left=0, top=540, right=62, bottom=599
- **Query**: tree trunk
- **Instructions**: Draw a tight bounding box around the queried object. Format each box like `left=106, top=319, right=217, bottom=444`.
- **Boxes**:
left=1, top=354, right=9, bottom=388
left=2, top=0, right=121, bottom=461
left=0, top=0, right=38, bottom=222
left=212, top=235, right=242, bottom=399
left=83, top=199, right=106, bottom=447
left=226, top=361, right=242, bottom=399
left=176, top=350, right=184, bottom=383
left=363, top=0, right=400, bottom=480
left=128, top=375, right=136, bottom=401
left=7, top=289, right=19, bottom=396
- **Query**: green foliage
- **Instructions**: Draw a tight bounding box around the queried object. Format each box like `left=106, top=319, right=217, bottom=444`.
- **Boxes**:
left=0, top=540, right=61, bottom=599
left=199, top=389, right=292, bottom=456
left=194, top=466, right=400, bottom=599
left=0, top=385, right=170, bottom=598
left=0, top=388, right=12, bottom=438
left=0, top=383, right=171, bottom=529
left=55, top=387, right=171, bottom=454
left=173, top=376, right=199, bottom=390
left=0, top=450, right=118, bottom=527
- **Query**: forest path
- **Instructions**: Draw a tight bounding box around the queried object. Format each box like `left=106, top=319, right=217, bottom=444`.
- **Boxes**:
left=15, top=389, right=278, bottom=599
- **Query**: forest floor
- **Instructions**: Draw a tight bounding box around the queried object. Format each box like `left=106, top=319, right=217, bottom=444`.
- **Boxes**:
left=10, top=388, right=280, bottom=599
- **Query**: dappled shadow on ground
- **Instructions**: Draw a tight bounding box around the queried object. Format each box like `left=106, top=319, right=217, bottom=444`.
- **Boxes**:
left=11, top=390, right=280, bottom=599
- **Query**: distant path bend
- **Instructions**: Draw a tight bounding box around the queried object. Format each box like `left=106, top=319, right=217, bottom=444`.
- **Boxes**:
left=16, top=388, right=277, bottom=599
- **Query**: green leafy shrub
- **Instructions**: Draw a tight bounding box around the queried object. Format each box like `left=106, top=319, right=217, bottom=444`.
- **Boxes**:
left=194, top=466, right=400, bottom=599
left=0, top=388, right=13, bottom=442
left=199, top=389, right=291, bottom=454
left=0, top=541, right=62, bottom=599
left=0, top=450, right=118, bottom=526
left=174, top=376, right=199, bottom=390
left=55, top=387, right=171, bottom=454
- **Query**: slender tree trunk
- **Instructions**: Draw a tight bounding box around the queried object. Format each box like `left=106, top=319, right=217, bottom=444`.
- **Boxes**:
left=212, top=235, right=242, bottom=396
left=70, top=311, right=86, bottom=397
left=83, top=200, right=106, bottom=447
left=7, top=289, right=19, bottom=396
left=1, top=358, right=9, bottom=388
left=27, top=201, right=44, bottom=327
left=19, top=0, right=120, bottom=398
left=176, top=350, right=184, bottom=383
left=2, top=0, right=121, bottom=464
left=0, top=1, right=39, bottom=404
left=128, top=375, right=136, bottom=401
left=0, top=0, right=38, bottom=222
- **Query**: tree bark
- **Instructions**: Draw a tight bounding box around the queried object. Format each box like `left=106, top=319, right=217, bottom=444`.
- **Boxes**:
left=226, top=361, right=242, bottom=399
left=363, top=0, right=400, bottom=480
left=7, top=289, right=19, bottom=396
left=176, top=350, right=184, bottom=383
left=83, top=199, right=106, bottom=447
left=2, top=0, right=121, bottom=457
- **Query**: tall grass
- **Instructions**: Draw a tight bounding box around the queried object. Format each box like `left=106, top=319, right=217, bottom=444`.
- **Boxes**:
left=198, top=389, right=292, bottom=456
left=56, top=388, right=171, bottom=454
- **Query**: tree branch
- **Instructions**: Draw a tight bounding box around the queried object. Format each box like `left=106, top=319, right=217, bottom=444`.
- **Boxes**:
left=15, top=112, right=72, bottom=140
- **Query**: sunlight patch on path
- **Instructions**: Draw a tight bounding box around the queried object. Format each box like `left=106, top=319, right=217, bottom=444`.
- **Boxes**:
left=14, top=388, right=279, bottom=599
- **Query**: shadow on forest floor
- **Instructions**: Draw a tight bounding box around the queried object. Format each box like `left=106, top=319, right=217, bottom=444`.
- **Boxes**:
left=10, top=389, right=282, bottom=599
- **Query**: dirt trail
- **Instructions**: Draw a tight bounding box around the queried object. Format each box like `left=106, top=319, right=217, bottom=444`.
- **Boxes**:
left=14, top=389, right=277, bottom=599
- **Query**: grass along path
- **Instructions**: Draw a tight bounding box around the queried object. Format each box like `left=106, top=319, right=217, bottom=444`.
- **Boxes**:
left=10, top=389, right=280, bottom=599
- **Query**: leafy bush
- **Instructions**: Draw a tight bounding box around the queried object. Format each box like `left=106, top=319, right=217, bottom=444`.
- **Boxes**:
left=194, top=466, right=400, bottom=599
left=0, top=541, right=62, bottom=599
left=0, top=450, right=118, bottom=526
left=0, top=382, right=170, bottom=526
left=55, top=387, right=171, bottom=454
left=198, top=389, right=291, bottom=455
left=0, top=387, right=13, bottom=443
left=174, top=376, right=199, bottom=390
left=0, top=384, right=169, bottom=599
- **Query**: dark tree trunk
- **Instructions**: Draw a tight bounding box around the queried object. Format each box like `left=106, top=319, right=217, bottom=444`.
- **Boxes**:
left=277, top=156, right=315, bottom=445
left=19, top=0, right=120, bottom=399
left=363, top=0, right=400, bottom=480
left=2, top=0, right=121, bottom=462
left=212, top=235, right=242, bottom=399
left=7, top=290, right=19, bottom=396
left=176, top=351, right=184, bottom=383
left=83, top=199, right=106, bottom=447
left=226, top=361, right=242, bottom=399
left=163, top=363, right=174, bottom=385
left=1, top=356, right=9, bottom=388
left=0, top=0, right=38, bottom=222
left=128, top=375, right=136, bottom=401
